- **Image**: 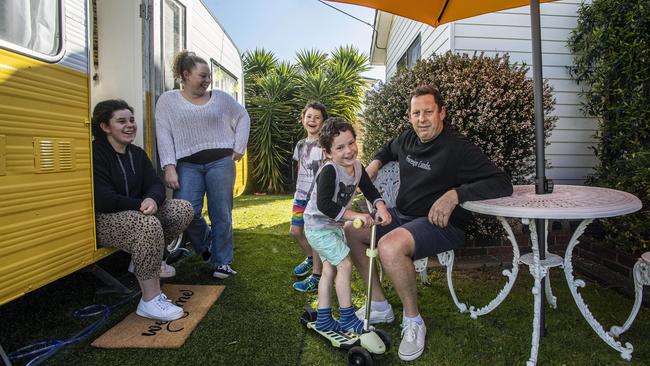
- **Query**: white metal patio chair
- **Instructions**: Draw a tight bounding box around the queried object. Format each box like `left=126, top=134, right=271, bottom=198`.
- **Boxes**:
left=369, top=161, right=468, bottom=313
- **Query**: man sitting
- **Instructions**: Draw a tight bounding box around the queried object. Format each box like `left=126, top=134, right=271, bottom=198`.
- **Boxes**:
left=345, top=84, right=513, bottom=361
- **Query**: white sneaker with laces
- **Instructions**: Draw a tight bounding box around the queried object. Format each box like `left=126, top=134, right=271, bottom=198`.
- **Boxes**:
left=136, top=293, right=184, bottom=321
left=128, top=260, right=176, bottom=278
left=398, top=318, right=426, bottom=361
left=355, top=303, right=395, bottom=324
left=213, top=264, right=237, bottom=279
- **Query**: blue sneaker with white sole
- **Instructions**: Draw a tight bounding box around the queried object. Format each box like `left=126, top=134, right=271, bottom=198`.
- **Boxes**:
left=293, top=257, right=313, bottom=277
left=292, top=274, right=319, bottom=292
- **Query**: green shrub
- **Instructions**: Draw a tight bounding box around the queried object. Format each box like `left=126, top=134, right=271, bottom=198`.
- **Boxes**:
left=244, top=46, right=369, bottom=193
left=362, top=52, right=557, bottom=238
left=567, top=0, right=650, bottom=253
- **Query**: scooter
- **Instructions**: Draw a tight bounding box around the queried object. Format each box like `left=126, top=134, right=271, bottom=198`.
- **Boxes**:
left=300, top=219, right=391, bottom=366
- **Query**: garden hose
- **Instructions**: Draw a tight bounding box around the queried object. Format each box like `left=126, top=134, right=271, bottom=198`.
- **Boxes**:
left=7, top=291, right=140, bottom=366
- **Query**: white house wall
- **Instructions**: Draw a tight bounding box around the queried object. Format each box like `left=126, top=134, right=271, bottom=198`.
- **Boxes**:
left=386, top=18, right=450, bottom=79
left=187, top=0, right=243, bottom=104
left=382, top=0, right=596, bottom=184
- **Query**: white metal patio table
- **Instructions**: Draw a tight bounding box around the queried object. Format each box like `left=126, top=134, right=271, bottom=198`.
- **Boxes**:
left=460, top=184, right=642, bottom=365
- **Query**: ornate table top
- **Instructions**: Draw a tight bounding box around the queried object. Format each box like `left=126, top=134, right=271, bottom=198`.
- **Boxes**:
left=461, top=185, right=642, bottom=219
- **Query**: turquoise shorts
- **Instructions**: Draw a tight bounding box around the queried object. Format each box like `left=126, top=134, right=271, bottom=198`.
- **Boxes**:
left=305, top=227, right=350, bottom=266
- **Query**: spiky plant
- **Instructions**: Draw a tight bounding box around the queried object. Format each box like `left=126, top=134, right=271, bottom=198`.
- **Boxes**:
left=246, top=68, right=299, bottom=193
left=295, top=49, right=329, bottom=75
left=244, top=45, right=370, bottom=193
left=243, top=48, right=278, bottom=97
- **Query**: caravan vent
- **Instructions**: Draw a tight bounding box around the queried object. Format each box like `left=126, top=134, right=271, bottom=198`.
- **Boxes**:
left=33, top=138, right=75, bottom=173
left=35, top=139, right=56, bottom=173
left=58, top=140, right=74, bottom=171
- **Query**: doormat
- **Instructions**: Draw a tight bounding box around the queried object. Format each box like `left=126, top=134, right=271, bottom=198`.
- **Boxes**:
left=91, top=284, right=224, bottom=349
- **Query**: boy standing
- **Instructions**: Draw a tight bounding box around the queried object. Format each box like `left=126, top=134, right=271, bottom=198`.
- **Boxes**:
left=291, top=102, right=328, bottom=292
left=304, top=117, right=391, bottom=333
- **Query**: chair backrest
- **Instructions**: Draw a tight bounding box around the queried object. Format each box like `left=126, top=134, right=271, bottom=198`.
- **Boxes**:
left=372, top=161, right=400, bottom=209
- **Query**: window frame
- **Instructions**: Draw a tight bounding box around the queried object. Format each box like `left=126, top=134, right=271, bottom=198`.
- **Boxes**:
left=406, top=34, right=421, bottom=68
left=397, top=34, right=421, bottom=71
left=0, top=0, right=65, bottom=63
left=210, top=58, right=239, bottom=100
left=161, top=0, right=187, bottom=90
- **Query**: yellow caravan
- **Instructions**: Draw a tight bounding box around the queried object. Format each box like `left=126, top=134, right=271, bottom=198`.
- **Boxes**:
left=0, top=0, right=247, bottom=306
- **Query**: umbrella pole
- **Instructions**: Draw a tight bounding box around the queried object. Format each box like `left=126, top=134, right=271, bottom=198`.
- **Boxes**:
left=530, top=0, right=548, bottom=337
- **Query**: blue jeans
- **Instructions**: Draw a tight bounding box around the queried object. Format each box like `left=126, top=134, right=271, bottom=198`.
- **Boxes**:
left=174, top=157, right=235, bottom=267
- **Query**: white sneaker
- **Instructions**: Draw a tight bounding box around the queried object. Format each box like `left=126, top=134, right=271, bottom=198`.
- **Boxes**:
left=128, top=260, right=176, bottom=278
left=399, top=318, right=426, bottom=361
left=213, top=264, right=237, bottom=279
left=355, top=303, right=395, bottom=324
left=136, top=293, right=184, bottom=321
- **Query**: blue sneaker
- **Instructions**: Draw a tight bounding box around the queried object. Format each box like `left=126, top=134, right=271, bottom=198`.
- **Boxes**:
left=292, top=274, right=319, bottom=293
left=293, top=257, right=313, bottom=277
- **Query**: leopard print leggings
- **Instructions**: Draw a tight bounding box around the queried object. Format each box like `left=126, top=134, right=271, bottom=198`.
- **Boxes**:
left=95, top=199, right=193, bottom=281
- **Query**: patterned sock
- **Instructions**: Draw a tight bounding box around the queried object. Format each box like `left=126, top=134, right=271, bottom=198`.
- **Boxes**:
left=311, top=273, right=321, bottom=280
left=340, top=306, right=364, bottom=334
left=316, top=308, right=341, bottom=332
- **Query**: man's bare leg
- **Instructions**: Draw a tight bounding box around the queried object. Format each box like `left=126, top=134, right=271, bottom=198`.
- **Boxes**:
left=378, top=228, right=419, bottom=317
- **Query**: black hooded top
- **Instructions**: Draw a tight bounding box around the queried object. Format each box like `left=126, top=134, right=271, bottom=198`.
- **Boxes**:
left=374, top=127, right=513, bottom=229
left=92, top=135, right=165, bottom=213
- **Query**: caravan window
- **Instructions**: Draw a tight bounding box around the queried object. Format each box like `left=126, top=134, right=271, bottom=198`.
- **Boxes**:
left=0, top=0, right=62, bottom=60
left=211, top=60, right=238, bottom=100
left=163, top=0, right=186, bottom=90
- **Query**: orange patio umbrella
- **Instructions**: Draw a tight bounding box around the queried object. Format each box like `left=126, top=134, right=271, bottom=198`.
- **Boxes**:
left=329, top=0, right=556, bottom=27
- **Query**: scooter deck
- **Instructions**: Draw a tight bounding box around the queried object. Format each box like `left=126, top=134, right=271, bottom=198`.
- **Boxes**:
left=305, top=321, right=361, bottom=349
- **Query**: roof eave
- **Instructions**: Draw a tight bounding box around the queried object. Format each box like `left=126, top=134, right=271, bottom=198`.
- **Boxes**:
left=369, top=10, right=393, bottom=66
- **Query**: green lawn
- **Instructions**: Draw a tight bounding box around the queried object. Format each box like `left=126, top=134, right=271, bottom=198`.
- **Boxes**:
left=1, top=195, right=649, bottom=365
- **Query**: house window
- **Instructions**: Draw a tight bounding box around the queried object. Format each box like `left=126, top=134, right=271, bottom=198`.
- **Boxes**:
left=0, top=0, right=63, bottom=60
left=211, top=59, right=239, bottom=100
left=163, top=0, right=186, bottom=90
left=398, top=34, right=421, bottom=70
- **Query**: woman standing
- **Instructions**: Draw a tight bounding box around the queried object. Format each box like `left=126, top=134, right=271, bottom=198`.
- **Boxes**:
left=155, top=50, right=250, bottom=279
left=92, top=99, right=194, bottom=321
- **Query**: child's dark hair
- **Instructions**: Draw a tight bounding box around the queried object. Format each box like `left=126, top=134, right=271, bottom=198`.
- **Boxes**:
left=173, top=50, right=208, bottom=83
left=300, top=101, right=328, bottom=121
left=91, top=99, right=134, bottom=137
left=319, top=117, right=356, bottom=153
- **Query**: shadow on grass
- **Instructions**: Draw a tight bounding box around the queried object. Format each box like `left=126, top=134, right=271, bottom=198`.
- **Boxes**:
left=233, top=194, right=292, bottom=210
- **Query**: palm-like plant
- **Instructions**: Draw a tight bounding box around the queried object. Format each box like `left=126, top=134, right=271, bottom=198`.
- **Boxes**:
left=327, top=46, right=370, bottom=122
left=243, top=48, right=278, bottom=97
left=245, top=55, right=300, bottom=193
left=295, top=49, right=329, bottom=75
left=244, top=45, right=370, bottom=193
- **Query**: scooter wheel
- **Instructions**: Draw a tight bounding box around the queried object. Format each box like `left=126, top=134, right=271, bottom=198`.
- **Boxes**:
left=347, top=346, right=373, bottom=366
left=300, top=305, right=317, bottom=326
left=374, top=329, right=392, bottom=351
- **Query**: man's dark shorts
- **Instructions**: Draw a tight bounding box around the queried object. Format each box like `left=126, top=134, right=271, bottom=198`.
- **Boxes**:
left=376, top=207, right=465, bottom=260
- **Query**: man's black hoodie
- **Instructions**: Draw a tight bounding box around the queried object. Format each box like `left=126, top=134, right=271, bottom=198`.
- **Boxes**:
left=92, top=135, right=165, bottom=213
